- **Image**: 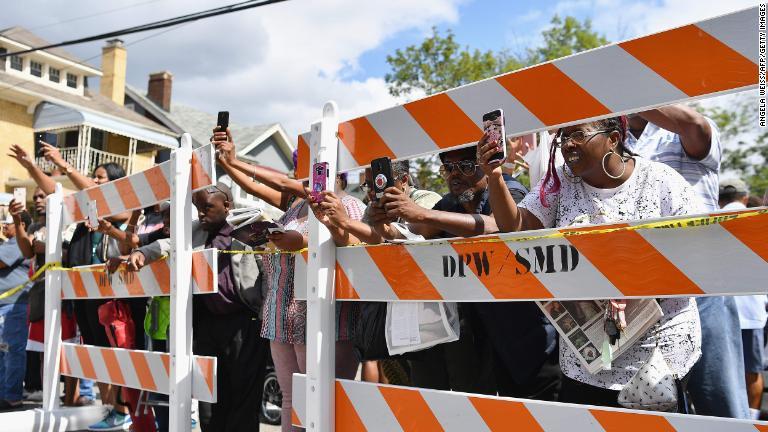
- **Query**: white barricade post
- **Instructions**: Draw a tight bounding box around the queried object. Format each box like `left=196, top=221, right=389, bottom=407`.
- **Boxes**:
left=294, top=5, right=768, bottom=432
left=305, top=102, right=341, bottom=431
left=31, top=134, right=219, bottom=432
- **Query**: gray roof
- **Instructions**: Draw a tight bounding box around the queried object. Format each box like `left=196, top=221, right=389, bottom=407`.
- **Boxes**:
left=166, top=103, right=277, bottom=149
left=0, top=27, right=95, bottom=69
left=0, top=71, right=176, bottom=135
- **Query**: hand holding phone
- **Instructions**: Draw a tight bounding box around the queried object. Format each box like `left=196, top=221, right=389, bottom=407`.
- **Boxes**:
left=370, top=157, right=394, bottom=200
left=13, top=188, right=26, bottom=210
left=217, top=111, right=229, bottom=132
left=482, top=109, right=506, bottom=163
left=311, top=162, right=329, bottom=203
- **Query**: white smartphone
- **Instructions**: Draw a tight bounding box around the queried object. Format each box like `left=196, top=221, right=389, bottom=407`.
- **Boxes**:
left=13, top=188, right=26, bottom=210
left=267, top=223, right=286, bottom=234
left=87, top=200, right=99, bottom=228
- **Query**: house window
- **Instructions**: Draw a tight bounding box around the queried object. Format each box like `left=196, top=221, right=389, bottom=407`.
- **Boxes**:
left=30, top=60, right=42, bottom=77
left=66, top=73, right=77, bottom=88
left=10, top=55, right=22, bottom=71
left=49, top=67, right=60, bottom=83
left=0, top=48, right=5, bottom=70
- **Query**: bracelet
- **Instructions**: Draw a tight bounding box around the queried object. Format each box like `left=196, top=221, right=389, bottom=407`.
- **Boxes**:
left=253, top=167, right=258, bottom=182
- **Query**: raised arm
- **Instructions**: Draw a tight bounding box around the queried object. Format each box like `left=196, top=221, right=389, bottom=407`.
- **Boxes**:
left=215, top=142, right=284, bottom=209
left=9, top=201, right=34, bottom=259
left=7, top=144, right=56, bottom=195
left=478, top=133, right=543, bottom=232
left=212, top=128, right=305, bottom=203
left=638, top=105, right=712, bottom=161
left=40, top=142, right=97, bottom=190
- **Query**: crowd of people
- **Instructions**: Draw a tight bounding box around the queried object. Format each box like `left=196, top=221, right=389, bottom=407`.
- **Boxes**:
left=0, top=102, right=765, bottom=431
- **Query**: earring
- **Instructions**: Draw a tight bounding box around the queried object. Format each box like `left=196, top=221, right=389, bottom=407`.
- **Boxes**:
left=602, top=150, right=626, bottom=180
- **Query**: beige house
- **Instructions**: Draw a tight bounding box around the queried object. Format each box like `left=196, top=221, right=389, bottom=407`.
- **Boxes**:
left=0, top=27, right=179, bottom=199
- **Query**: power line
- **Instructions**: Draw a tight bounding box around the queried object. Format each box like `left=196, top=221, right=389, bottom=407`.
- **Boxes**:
left=3, top=0, right=163, bottom=35
left=0, top=0, right=289, bottom=59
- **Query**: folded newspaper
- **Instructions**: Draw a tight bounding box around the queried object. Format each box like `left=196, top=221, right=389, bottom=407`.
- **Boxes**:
left=537, top=299, right=663, bottom=374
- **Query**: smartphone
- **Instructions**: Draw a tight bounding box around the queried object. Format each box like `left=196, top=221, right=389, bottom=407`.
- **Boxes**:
left=482, top=109, right=506, bottom=163
left=311, top=162, right=329, bottom=203
left=217, top=111, right=229, bottom=132
left=13, top=188, right=26, bottom=210
left=370, top=157, right=394, bottom=200
left=87, top=200, right=99, bottom=229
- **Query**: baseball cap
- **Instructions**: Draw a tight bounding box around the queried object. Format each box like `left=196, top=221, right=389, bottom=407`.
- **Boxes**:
left=2, top=214, right=12, bottom=224
left=719, top=178, right=749, bottom=194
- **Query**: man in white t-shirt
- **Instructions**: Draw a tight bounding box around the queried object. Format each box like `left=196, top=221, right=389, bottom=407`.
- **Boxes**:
left=719, top=178, right=768, bottom=420
left=625, top=104, right=750, bottom=419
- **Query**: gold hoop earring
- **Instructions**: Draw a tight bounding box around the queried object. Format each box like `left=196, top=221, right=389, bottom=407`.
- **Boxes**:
left=602, top=150, right=626, bottom=180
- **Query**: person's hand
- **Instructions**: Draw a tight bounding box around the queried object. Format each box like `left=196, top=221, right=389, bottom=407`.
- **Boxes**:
left=7, top=144, right=33, bottom=170
left=318, top=191, right=350, bottom=227
left=380, top=187, right=424, bottom=223
left=8, top=200, right=24, bottom=222
left=367, top=201, right=394, bottom=226
left=127, top=251, right=146, bottom=271
left=477, top=131, right=503, bottom=177
left=40, top=142, right=65, bottom=168
left=95, top=218, right=113, bottom=234
left=266, top=230, right=303, bottom=251
left=212, top=127, right=236, bottom=165
left=105, top=256, right=126, bottom=274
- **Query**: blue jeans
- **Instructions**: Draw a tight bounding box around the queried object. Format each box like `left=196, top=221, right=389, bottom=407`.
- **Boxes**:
left=78, top=378, right=94, bottom=399
left=688, top=296, right=750, bottom=419
left=0, top=302, right=28, bottom=401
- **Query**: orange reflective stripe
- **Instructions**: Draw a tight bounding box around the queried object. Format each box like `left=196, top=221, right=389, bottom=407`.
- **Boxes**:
left=450, top=238, right=553, bottom=299
left=291, top=409, right=303, bottom=428
left=378, top=386, right=443, bottom=432
left=620, top=24, right=757, bottom=96
left=160, top=354, right=170, bottom=375
left=113, top=177, right=141, bottom=210
left=335, top=382, right=365, bottom=432
left=338, top=118, right=395, bottom=166
left=86, top=187, right=110, bottom=219
left=144, top=165, right=171, bottom=202
left=720, top=213, right=768, bottom=261
left=73, top=345, right=96, bottom=379
left=150, top=260, right=171, bottom=295
left=404, top=93, right=482, bottom=149
left=100, top=348, right=126, bottom=386
left=366, top=245, right=442, bottom=300
left=297, top=135, right=310, bottom=179
left=191, top=152, right=213, bottom=190
left=196, top=357, right=215, bottom=396
left=468, top=397, right=543, bottom=431
left=64, top=196, right=84, bottom=222
left=495, top=63, right=609, bottom=126
left=754, top=424, right=768, bottom=432
left=563, top=226, right=703, bottom=296
left=590, top=410, right=676, bottom=432
left=69, top=272, right=88, bottom=298
left=123, top=271, right=145, bottom=296
left=192, top=253, right=214, bottom=293
left=95, top=272, right=115, bottom=298
left=129, top=351, right=157, bottom=391
left=335, top=262, right=359, bottom=300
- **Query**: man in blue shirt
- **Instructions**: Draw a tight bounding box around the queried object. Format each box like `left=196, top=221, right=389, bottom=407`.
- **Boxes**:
left=0, top=211, right=32, bottom=410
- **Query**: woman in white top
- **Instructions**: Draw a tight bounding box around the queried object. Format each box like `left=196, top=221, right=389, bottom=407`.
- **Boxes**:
left=477, top=116, right=702, bottom=410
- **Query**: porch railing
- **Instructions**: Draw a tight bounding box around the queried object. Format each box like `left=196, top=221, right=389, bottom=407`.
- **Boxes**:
left=35, top=147, right=79, bottom=174
left=35, top=147, right=131, bottom=176
left=85, top=148, right=130, bottom=176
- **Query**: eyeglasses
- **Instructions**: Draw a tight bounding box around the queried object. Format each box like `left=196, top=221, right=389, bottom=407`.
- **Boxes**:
left=553, top=129, right=613, bottom=148
left=439, top=160, right=478, bottom=177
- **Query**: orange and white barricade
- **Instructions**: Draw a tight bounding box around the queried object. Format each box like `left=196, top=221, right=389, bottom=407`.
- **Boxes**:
left=296, top=5, right=768, bottom=432
left=33, top=134, right=218, bottom=432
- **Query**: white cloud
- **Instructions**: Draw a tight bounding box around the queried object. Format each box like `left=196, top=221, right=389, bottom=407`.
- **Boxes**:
left=4, top=0, right=465, bottom=139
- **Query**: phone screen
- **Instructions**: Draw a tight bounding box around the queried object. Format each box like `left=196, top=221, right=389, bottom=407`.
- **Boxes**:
left=217, top=111, right=230, bottom=131
left=482, top=109, right=506, bottom=163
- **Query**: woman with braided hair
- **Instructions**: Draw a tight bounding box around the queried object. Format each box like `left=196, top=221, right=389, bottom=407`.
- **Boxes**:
left=477, top=116, right=703, bottom=411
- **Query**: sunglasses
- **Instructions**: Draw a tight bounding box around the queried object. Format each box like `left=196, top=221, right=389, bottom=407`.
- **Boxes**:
left=439, top=160, right=478, bottom=177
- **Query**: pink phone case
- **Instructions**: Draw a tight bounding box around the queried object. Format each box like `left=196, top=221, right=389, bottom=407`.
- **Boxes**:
left=311, top=162, right=329, bottom=202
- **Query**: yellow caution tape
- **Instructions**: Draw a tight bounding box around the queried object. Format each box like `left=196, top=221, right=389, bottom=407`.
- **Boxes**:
left=0, top=261, right=59, bottom=300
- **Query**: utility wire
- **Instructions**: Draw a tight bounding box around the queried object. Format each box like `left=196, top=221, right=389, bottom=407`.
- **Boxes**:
left=0, top=0, right=289, bottom=58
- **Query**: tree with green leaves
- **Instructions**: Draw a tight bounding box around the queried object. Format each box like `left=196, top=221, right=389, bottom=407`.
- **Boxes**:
left=385, top=15, right=609, bottom=192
